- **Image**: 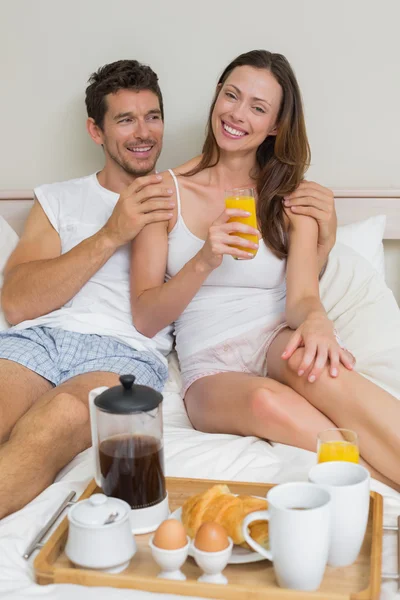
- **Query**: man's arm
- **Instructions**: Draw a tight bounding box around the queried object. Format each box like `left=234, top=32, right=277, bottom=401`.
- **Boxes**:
left=1, top=174, right=174, bottom=325
left=1, top=200, right=119, bottom=325
left=283, top=181, right=337, bottom=276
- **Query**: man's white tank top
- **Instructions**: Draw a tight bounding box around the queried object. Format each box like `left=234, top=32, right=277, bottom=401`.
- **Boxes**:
left=13, top=173, right=173, bottom=365
left=166, top=170, right=287, bottom=359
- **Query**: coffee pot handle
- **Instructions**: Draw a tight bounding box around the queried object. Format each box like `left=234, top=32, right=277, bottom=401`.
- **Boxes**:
left=88, top=387, right=109, bottom=487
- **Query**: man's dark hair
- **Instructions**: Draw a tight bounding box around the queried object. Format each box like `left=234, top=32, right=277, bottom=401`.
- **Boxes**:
left=85, top=59, right=164, bottom=129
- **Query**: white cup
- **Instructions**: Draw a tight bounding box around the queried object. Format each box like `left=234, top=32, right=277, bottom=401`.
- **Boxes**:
left=242, top=482, right=331, bottom=592
left=308, top=461, right=370, bottom=567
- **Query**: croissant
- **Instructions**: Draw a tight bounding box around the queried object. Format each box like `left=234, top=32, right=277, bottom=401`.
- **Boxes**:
left=181, top=484, right=268, bottom=548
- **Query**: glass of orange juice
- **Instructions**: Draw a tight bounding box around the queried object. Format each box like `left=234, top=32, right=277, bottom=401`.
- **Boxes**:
left=317, top=428, right=359, bottom=464
left=225, top=187, right=258, bottom=259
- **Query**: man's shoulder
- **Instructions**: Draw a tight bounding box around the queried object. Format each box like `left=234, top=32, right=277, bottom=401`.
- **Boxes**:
left=34, top=173, right=95, bottom=199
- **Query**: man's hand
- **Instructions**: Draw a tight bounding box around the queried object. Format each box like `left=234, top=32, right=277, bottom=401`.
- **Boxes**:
left=103, top=173, right=174, bottom=247
left=283, top=181, right=337, bottom=261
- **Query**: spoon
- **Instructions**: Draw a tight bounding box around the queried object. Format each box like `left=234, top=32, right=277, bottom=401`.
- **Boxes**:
left=103, top=511, right=119, bottom=525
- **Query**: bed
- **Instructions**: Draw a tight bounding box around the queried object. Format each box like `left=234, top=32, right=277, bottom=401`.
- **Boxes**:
left=0, top=190, right=399, bottom=599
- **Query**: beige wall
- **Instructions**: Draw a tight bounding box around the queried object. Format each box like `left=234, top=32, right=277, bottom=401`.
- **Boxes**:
left=1, top=0, right=399, bottom=189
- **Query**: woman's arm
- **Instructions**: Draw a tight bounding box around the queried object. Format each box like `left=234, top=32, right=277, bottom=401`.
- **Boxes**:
left=130, top=208, right=259, bottom=338
left=130, top=221, right=213, bottom=337
left=283, top=212, right=353, bottom=381
left=284, top=213, right=324, bottom=329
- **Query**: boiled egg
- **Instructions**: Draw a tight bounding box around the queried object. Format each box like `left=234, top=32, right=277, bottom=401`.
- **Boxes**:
left=194, top=522, right=229, bottom=552
left=153, top=519, right=188, bottom=550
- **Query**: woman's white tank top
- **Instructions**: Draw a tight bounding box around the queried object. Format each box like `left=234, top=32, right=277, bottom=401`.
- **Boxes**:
left=166, top=170, right=287, bottom=359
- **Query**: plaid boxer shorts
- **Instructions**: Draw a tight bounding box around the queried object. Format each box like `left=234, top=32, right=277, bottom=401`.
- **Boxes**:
left=0, top=326, right=167, bottom=390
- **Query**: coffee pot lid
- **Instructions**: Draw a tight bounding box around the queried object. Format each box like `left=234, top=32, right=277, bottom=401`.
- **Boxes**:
left=94, top=374, right=163, bottom=414
left=69, top=494, right=129, bottom=526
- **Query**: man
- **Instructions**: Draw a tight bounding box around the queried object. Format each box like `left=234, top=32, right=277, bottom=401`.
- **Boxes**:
left=0, top=59, right=337, bottom=518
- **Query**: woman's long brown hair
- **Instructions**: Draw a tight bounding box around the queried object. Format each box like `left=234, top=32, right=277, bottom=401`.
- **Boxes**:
left=184, top=50, right=310, bottom=259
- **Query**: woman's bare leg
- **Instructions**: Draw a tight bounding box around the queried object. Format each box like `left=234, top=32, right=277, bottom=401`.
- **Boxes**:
left=185, top=372, right=337, bottom=452
left=267, top=329, right=400, bottom=486
left=185, top=370, right=400, bottom=491
left=358, top=458, right=400, bottom=492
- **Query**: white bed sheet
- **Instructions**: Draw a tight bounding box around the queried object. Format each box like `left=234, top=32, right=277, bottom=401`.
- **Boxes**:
left=0, top=241, right=399, bottom=599
left=0, top=352, right=398, bottom=600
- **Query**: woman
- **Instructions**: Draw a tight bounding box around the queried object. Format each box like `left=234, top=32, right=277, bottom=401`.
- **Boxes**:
left=131, top=50, right=400, bottom=488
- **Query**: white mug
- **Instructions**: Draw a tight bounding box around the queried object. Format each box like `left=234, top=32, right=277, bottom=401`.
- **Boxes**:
left=308, top=461, right=370, bottom=567
left=242, top=482, right=331, bottom=592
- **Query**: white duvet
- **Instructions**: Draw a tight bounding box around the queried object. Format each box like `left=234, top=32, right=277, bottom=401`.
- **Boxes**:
left=0, top=243, right=399, bottom=600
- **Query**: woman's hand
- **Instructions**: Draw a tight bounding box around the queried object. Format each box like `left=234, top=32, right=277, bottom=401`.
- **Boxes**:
left=281, top=313, right=355, bottom=382
left=196, top=208, right=260, bottom=271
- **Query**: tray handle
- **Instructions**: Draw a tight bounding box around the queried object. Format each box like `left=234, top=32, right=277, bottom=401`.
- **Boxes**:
left=23, top=490, right=76, bottom=559
left=381, top=516, right=400, bottom=584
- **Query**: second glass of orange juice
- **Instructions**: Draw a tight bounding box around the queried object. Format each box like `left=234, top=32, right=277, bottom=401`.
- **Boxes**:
left=225, top=187, right=258, bottom=259
left=317, top=428, right=359, bottom=464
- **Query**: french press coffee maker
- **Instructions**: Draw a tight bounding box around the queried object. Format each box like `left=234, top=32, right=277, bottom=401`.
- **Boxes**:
left=89, top=374, right=169, bottom=534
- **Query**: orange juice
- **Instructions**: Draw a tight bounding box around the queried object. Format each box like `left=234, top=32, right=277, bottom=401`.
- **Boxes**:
left=225, top=195, right=258, bottom=257
left=317, top=441, right=360, bottom=464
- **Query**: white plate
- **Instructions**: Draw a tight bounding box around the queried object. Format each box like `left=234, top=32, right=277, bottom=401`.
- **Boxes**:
left=169, top=506, right=267, bottom=564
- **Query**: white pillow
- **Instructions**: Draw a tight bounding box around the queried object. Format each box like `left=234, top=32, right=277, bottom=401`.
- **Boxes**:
left=335, top=215, right=386, bottom=278
left=0, top=216, right=19, bottom=330
left=0, top=216, right=18, bottom=274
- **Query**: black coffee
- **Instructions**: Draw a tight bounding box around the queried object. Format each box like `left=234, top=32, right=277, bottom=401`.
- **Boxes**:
left=99, top=435, right=166, bottom=509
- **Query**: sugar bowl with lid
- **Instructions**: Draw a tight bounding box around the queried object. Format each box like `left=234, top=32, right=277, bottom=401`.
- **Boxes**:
left=65, top=493, right=136, bottom=572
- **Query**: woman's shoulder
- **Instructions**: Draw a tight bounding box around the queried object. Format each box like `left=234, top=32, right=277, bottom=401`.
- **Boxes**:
left=172, top=155, right=203, bottom=176
left=157, top=168, right=175, bottom=187
left=160, top=156, right=207, bottom=196
left=156, top=155, right=202, bottom=188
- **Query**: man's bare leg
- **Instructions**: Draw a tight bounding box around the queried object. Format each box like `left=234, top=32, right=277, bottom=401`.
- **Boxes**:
left=0, top=359, right=52, bottom=443
left=0, top=371, right=119, bottom=519
left=267, top=329, right=400, bottom=486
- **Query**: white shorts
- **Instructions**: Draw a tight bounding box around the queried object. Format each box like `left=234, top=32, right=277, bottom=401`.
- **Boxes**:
left=179, top=320, right=289, bottom=396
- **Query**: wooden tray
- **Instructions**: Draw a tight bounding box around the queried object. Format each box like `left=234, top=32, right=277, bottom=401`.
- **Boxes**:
left=34, top=477, right=383, bottom=599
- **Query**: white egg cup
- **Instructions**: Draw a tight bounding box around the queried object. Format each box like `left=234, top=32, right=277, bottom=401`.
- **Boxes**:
left=192, top=538, right=233, bottom=584
left=149, top=535, right=190, bottom=581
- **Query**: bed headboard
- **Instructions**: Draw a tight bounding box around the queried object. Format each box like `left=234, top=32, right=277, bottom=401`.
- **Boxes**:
left=334, top=189, right=400, bottom=239
left=1, top=189, right=400, bottom=302
left=0, top=190, right=33, bottom=236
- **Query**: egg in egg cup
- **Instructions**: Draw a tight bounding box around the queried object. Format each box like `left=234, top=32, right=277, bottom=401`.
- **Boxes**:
left=149, top=536, right=190, bottom=580
left=191, top=521, right=233, bottom=584
left=192, top=538, right=233, bottom=584
left=149, top=519, right=190, bottom=581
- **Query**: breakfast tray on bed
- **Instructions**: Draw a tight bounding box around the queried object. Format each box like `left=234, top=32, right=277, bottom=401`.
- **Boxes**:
left=34, top=476, right=383, bottom=599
